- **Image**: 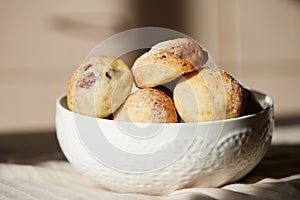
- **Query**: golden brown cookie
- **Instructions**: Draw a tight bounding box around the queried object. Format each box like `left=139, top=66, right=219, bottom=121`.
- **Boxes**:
left=115, top=88, right=178, bottom=123
left=132, top=38, right=208, bottom=88
left=173, top=68, right=245, bottom=122
left=67, top=56, right=133, bottom=118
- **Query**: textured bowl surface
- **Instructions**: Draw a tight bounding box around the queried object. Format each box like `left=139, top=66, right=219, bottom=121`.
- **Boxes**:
left=56, top=90, right=274, bottom=195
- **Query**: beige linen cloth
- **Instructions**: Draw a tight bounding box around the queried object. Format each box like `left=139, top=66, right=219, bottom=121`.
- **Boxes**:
left=0, top=160, right=299, bottom=200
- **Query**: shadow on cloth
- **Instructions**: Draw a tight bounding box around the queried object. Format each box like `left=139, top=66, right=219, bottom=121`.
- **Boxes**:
left=241, top=145, right=300, bottom=183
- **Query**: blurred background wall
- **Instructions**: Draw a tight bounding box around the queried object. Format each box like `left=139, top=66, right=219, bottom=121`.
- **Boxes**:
left=0, top=0, right=299, bottom=133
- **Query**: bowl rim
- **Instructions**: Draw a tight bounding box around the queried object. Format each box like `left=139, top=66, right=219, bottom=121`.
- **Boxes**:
left=56, top=89, right=273, bottom=125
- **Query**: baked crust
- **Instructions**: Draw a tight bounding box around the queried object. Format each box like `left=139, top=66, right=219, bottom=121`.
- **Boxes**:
left=67, top=56, right=133, bottom=118
left=174, top=68, right=245, bottom=122
left=132, top=50, right=195, bottom=88
left=132, top=38, right=208, bottom=88
left=115, top=88, right=178, bottom=123
left=151, top=38, right=208, bottom=68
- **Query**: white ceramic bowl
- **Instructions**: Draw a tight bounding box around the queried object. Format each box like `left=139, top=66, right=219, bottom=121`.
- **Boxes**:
left=56, top=90, right=274, bottom=195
